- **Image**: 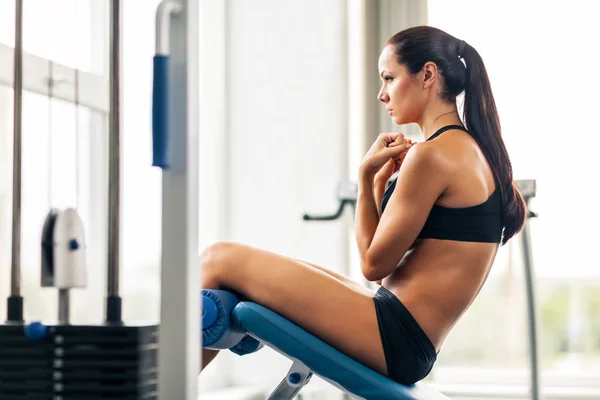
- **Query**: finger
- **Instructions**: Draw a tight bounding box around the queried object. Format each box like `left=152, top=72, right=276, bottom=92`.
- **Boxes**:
left=387, top=134, right=407, bottom=147
left=380, top=132, right=404, bottom=145
left=386, top=142, right=412, bottom=156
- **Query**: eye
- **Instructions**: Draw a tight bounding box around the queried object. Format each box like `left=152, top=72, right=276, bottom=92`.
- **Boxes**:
left=383, top=76, right=393, bottom=82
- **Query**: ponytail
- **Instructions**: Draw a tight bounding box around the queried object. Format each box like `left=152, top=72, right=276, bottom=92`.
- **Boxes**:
left=460, top=43, right=526, bottom=244
left=386, top=26, right=527, bottom=245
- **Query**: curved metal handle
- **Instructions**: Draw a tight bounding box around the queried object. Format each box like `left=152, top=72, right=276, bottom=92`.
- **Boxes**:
left=152, top=1, right=182, bottom=169
left=303, top=200, right=353, bottom=222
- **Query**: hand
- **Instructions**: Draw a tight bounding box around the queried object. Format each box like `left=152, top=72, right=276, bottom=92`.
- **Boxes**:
left=362, top=132, right=413, bottom=176
left=375, top=138, right=415, bottom=183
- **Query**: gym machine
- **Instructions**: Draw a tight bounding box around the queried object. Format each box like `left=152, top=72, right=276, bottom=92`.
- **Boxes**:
left=0, top=1, right=171, bottom=398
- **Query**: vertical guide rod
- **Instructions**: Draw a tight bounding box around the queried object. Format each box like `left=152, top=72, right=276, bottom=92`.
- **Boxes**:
left=8, top=0, right=24, bottom=322
left=106, top=0, right=123, bottom=323
left=522, top=201, right=540, bottom=400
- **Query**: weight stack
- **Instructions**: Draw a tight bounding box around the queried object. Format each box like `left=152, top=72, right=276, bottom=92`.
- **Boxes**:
left=0, top=323, right=158, bottom=400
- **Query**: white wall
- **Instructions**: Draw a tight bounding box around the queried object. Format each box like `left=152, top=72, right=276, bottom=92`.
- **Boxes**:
left=199, top=0, right=352, bottom=396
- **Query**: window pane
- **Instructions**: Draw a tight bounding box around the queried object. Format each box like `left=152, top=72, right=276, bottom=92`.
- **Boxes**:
left=0, top=0, right=104, bottom=74
left=428, top=0, right=600, bottom=387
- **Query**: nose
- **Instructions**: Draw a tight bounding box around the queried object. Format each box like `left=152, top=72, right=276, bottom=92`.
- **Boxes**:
left=377, top=87, right=389, bottom=104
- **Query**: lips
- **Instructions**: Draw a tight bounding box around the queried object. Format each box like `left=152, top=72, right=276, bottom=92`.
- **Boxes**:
left=387, top=109, right=393, bottom=115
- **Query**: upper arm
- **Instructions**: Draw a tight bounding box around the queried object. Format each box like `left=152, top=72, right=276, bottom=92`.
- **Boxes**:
left=362, top=144, right=449, bottom=280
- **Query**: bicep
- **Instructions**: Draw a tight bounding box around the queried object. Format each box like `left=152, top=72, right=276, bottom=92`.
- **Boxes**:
left=364, top=147, right=448, bottom=276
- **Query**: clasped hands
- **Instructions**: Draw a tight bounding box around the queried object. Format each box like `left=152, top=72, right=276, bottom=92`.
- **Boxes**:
left=361, top=132, right=415, bottom=183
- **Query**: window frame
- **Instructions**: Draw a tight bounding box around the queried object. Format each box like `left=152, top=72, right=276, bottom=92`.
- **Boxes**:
left=0, top=43, right=108, bottom=114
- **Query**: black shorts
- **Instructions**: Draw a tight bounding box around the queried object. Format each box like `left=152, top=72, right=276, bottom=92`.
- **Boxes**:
left=373, top=286, right=438, bottom=385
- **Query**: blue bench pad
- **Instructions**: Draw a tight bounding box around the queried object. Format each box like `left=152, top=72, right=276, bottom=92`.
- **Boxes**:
left=232, top=302, right=448, bottom=400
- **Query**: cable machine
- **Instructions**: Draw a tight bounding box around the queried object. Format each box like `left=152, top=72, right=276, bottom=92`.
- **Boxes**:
left=0, top=1, right=200, bottom=399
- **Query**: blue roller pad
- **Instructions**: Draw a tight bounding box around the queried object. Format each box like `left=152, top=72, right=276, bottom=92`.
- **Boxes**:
left=201, top=289, right=246, bottom=349
left=201, top=289, right=448, bottom=399
left=201, top=289, right=263, bottom=356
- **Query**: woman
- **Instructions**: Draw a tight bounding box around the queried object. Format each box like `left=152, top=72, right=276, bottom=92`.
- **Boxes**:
left=199, top=26, right=527, bottom=385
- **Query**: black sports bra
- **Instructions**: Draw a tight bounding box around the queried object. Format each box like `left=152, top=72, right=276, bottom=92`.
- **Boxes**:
left=380, top=125, right=503, bottom=243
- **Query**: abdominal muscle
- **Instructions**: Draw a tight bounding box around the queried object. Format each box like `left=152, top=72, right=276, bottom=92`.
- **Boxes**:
left=381, top=238, right=499, bottom=352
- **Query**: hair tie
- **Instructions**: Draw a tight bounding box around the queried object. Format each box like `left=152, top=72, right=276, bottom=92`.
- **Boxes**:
left=457, top=40, right=466, bottom=58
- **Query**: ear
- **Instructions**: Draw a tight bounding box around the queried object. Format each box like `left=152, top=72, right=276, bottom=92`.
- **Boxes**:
left=422, top=61, right=438, bottom=90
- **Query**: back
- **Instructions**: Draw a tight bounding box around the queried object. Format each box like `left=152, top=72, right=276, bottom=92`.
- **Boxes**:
left=381, top=126, right=501, bottom=351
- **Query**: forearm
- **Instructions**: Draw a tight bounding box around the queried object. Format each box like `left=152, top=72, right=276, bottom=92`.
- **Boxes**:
left=373, top=175, right=389, bottom=217
left=355, top=167, right=380, bottom=264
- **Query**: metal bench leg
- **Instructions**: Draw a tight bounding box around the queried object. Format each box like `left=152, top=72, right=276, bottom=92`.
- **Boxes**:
left=266, top=359, right=313, bottom=399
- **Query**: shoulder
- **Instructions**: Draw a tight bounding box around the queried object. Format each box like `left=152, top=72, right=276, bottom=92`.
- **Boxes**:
left=408, top=129, right=475, bottom=174
left=400, top=140, right=450, bottom=179
left=425, top=128, right=477, bottom=156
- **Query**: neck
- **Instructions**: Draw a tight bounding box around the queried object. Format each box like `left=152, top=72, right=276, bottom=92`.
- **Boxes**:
left=418, top=105, right=463, bottom=140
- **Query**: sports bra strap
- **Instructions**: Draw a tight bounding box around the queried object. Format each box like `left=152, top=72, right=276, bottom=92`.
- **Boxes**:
left=427, top=125, right=468, bottom=141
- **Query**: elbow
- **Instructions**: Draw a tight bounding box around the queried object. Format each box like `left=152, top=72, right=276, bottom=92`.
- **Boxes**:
left=360, top=256, right=387, bottom=282
left=360, top=251, right=401, bottom=282
left=361, top=265, right=381, bottom=282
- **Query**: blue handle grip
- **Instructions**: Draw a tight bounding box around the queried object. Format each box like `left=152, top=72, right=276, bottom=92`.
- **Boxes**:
left=152, top=54, right=169, bottom=168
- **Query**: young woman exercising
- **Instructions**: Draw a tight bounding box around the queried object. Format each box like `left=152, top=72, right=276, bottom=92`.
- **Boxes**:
left=198, top=25, right=527, bottom=385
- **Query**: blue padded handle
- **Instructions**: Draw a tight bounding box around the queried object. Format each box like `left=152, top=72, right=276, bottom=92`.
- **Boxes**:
left=152, top=54, right=169, bottom=168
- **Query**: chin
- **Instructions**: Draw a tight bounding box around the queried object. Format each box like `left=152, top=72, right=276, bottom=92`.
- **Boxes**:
left=392, top=115, right=405, bottom=125
left=392, top=113, right=415, bottom=126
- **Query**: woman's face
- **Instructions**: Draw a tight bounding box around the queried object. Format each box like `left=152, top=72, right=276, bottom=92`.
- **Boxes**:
left=377, top=45, right=427, bottom=125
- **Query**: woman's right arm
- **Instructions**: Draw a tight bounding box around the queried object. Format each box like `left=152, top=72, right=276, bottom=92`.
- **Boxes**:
left=373, top=175, right=389, bottom=217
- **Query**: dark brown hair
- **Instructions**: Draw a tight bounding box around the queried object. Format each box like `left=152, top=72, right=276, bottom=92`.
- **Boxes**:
left=387, top=26, right=526, bottom=245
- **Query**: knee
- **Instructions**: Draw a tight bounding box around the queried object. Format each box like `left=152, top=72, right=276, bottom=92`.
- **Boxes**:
left=200, top=241, right=236, bottom=273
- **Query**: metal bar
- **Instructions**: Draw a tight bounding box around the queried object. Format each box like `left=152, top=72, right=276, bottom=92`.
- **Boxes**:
left=58, top=289, right=70, bottom=325
left=158, top=1, right=201, bottom=398
left=156, top=1, right=182, bottom=55
left=104, top=0, right=123, bottom=324
left=11, top=0, right=24, bottom=298
left=107, top=0, right=121, bottom=300
left=75, top=69, right=80, bottom=209
left=521, top=203, right=540, bottom=400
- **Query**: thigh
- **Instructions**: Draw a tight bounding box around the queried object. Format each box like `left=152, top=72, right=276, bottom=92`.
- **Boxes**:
left=208, top=242, right=386, bottom=376
left=291, top=258, right=374, bottom=297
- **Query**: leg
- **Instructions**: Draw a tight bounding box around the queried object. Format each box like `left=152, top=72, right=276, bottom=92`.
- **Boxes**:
left=201, top=256, right=373, bottom=367
left=200, top=241, right=386, bottom=376
left=201, top=255, right=371, bottom=368
left=290, top=258, right=374, bottom=297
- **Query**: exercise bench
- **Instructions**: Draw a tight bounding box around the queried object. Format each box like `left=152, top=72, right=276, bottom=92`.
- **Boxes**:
left=202, top=290, right=449, bottom=400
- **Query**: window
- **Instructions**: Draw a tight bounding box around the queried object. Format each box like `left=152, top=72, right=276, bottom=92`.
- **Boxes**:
left=427, top=0, right=600, bottom=394
left=0, top=0, right=109, bottom=324
left=1, top=0, right=219, bottom=327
